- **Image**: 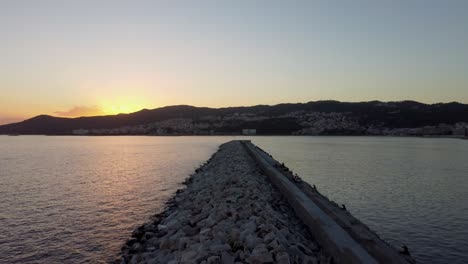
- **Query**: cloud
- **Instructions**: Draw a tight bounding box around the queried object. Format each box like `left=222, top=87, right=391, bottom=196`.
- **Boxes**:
left=54, top=105, right=104, bottom=117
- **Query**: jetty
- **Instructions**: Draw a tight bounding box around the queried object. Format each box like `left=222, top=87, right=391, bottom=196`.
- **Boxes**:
left=119, top=140, right=414, bottom=264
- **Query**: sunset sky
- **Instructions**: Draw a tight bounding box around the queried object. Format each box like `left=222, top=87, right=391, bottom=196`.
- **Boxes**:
left=1, top=0, right=468, bottom=124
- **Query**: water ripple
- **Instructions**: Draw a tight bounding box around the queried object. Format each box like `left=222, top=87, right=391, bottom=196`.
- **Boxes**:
left=251, top=136, right=468, bottom=264
left=0, top=136, right=229, bottom=263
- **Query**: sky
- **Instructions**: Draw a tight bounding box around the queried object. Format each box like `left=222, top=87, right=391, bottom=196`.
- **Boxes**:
left=1, top=0, right=468, bottom=124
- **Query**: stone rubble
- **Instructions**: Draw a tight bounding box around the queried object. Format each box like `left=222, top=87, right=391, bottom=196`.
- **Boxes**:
left=119, top=141, right=330, bottom=264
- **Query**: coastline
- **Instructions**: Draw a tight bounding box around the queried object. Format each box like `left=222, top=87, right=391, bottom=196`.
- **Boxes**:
left=2, top=134, right=468, bottom=140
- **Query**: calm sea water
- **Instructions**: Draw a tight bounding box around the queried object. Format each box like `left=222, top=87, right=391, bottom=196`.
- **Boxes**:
left=251, top=136, right=468, bottom=264
left=1, top=136, right=467, bottom=263
left=0, top=136, right=229, bottom=263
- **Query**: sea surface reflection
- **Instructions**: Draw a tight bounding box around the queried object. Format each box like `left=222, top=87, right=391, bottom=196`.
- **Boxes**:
left=1, top=136, right=467, bottom=263
left=251, top=136, right=468, bottom=264
left=0, top=136, right=229, bottom=263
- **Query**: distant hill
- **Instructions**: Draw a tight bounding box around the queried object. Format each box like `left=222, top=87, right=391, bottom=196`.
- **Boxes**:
left=1, top=101, right=468, bottom=135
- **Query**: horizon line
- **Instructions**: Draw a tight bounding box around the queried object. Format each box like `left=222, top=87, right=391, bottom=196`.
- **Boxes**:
left=1, top=99, right=466, bottom=126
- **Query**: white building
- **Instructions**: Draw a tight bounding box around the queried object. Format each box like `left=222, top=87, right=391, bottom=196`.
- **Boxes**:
left=72, top=129, right=89, bottom=135
left=242, top=129, right=256, bottom=135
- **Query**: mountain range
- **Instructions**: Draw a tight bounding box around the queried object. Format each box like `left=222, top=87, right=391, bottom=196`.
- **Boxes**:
left=1, top=100, right=468, bottom=135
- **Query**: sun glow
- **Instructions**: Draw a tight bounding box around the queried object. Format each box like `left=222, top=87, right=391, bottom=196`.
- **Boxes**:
left=102, top=103, right=145, bottom=115
left=97, top=96, right=153, bottom=116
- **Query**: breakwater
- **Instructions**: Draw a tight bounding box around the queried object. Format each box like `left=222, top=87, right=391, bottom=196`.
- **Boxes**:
left=119, top=140, right=414, bottom=263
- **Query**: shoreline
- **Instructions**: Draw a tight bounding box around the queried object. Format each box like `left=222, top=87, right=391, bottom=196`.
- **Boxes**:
left=2, top=134, right=467, bottom=140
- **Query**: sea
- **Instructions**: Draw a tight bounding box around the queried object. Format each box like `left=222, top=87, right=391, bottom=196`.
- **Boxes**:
left=0, top=136, right=467, bottom=263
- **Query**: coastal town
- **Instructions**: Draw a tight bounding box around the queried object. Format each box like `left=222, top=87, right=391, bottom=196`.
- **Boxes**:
left=72, top=110, right=468, bottom=137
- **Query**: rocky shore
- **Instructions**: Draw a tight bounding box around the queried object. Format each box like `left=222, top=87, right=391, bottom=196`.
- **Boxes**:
left=119, top=141, right=329, bottom=264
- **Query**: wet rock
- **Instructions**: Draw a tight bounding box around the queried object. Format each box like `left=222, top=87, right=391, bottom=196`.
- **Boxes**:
left=132, top=227, right=145, bottom=240
left=144, top=232, right=155, bottom=240
left=157, top=224, right=167, bottom=232
left=129, top=242, right=141, bottom=253
left=146, top=237, right=159, bottom=246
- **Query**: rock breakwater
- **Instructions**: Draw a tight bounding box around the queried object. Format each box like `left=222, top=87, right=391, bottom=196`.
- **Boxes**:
left=119, top=141, right=329, bottom=264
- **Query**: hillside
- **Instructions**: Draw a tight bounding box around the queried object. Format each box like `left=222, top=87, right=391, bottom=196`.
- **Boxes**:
left=1, top=101, right=468, bottom=135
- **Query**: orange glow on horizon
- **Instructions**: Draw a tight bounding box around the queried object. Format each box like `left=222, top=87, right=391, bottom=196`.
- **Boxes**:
left=101, top=102, right=147, bottom=116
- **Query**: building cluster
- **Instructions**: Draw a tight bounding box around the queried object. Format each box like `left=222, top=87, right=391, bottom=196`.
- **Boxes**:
left=72, top=111, right=468, bottom=137
left=367, top=122, right=468, bottom=136
left=72, top=113, right=269, bottom=135
left=288, top=111, right=362, bottom=135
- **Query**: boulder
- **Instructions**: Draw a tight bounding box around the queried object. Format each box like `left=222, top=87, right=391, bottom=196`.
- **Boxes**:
left=275, top=252, right=290, bottom=264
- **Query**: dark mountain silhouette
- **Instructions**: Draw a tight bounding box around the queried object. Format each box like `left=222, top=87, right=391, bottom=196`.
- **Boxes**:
left=1, top=101, right=468, bottom=135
